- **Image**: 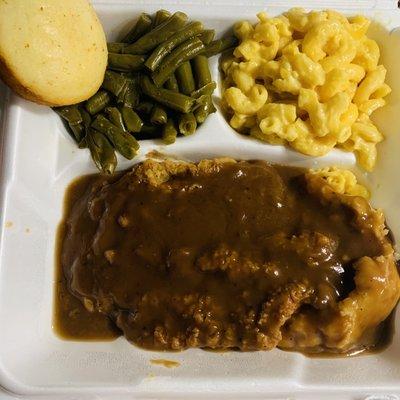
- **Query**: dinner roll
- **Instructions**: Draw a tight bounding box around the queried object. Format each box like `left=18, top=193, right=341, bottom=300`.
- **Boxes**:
left=0, top=0, right=107, bottom=106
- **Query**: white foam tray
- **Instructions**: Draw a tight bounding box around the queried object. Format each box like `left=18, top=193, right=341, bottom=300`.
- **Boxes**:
left=0, top=1, right=399, bottom=399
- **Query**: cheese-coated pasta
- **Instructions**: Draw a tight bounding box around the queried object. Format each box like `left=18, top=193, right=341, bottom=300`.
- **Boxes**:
left=222, top=8, right=391, bottom=170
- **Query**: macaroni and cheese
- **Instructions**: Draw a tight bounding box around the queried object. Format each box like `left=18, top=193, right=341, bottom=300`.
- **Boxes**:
left=222, top=8, right=391, bottom=170
left=312, top=166, right=369, bottom=198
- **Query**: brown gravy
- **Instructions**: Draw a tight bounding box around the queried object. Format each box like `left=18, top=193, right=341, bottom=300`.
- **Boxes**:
left=54, top=174, right=120, bottom=340
left=54, top=159, right=399, bottom=353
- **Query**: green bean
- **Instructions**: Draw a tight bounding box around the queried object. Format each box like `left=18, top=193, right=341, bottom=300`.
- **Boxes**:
left=175, top=62, right=195, bottom=95
left=198, top=29, right=215, bottom=45
left=191, top=81, right=216, bottom=98
left=124, top=12, right=187, bottom=55
left=150, top=105, right=168, bottom=125
left=122, top=13, right=152, bottom=43
left=80, top=107, right=91, bottom=129
left=162, top=119, right=177, bottom=144
left=193, top=95, right=216, bottom=123
left=108, top=53, right=146, bottom=72
left=123, top=87, right=140, bottom=108
left=105, top=107, right=126, bottom=131
left=192, top=55, right=212, bottom=88
left=53, top=105, right=82, bottom=125
left=138, top=124, right=159, bottom=138
left=77, top=107, right=91, bottom=148
left=117, top=77, right=140, bottom=108
left=101, top=71, right=127, bottom=97
left=178, top=112, right=197, bottom=136
left=145, top=21, right=204, bottom=71
left=151, top=37, right=205, bottom=86
left=203, top=36, right=238, bottom=57
left=164, top=75, right=179, bottom=91
left=107, top=42, right=127, bottom=53
left=153, top=10, right=171, bottom=27
left=91, top=114, right=139, bottom=159
left=133, top=124, right=161, bottom=141
left=78, top=135, right=88, bottom=149
left=68, top=122, right=84, bottom=142
left=135, top=101, right=154, bottom=115
left=120, top=106, right=143, bottom=133
left=87, top=129, right=117, bottom=174
left=141, top=75, right=195, bottom=113
left=85, top=90, right=111, bottom=115
left=117, top=84, right=128, bottom=103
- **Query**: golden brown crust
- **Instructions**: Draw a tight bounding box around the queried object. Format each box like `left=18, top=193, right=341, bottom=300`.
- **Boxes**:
left=254, top=283, right=313, bottom=350
left=134, top=158, right=237, bottom=187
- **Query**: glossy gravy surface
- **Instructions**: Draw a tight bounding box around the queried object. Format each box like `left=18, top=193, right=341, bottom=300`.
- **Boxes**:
left=54, top=160, right=396, bottom=353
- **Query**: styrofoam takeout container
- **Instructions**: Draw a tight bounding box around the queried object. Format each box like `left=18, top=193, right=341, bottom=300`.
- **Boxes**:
left=0, top=1, right=399, bottom=399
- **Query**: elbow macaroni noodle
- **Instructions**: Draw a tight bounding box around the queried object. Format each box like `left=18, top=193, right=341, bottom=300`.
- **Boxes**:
left=222, top=8, right=391, bottom=171
left=312, top=167, right=369, bottom=199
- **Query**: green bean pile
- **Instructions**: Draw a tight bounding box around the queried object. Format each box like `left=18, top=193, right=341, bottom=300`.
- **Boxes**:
left=53, top=10, right=237, bottom=174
